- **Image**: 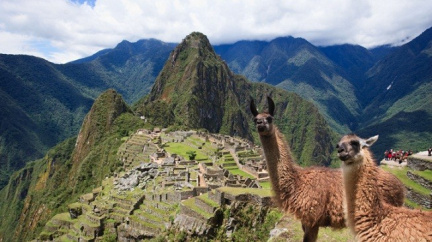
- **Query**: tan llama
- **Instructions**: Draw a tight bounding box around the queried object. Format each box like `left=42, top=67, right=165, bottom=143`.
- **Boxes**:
left=250, top=97, right=405, bottom=242
left=337, top=134, right=432, bottom=241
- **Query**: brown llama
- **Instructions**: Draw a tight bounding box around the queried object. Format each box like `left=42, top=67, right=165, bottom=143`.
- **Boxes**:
left=337, top=134, right=432, bottom=241
left=250, top=97, right=405, bottom=242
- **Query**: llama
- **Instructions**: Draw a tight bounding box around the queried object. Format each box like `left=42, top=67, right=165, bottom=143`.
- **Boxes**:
left=250, top=97, right=405, bottom=242
left=337, top=134, right=432, bottom=241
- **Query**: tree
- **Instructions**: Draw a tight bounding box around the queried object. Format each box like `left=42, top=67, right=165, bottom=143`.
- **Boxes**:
left=186, top=151, right=197, bottom=160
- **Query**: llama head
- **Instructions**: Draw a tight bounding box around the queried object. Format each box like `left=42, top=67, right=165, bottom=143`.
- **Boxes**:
left=336, top=134, right=378, bottom=165
left=250, top=96, right=275, bottom=136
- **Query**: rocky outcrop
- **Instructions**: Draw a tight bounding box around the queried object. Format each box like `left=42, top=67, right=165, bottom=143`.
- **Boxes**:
left=407, top=156, right=432, bottom=170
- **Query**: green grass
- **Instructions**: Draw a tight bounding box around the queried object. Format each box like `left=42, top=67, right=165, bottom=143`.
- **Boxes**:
left=197, top=193, right=219, bottom=208
left=269, top=214, right=355, bottom=242
left=259, top=181, right=272, bottom=189
left=52, top=212, right=73, bottom=222
left=381, top=165, right=431, bottom=196
left=164, top=142, right=208, bottom=161
left=228, top=168, right=255, bottom=179
left=182, top=198, right=213, bottom=219
left=217, top=187, right=273, bottom=197
left=411, top=169, right=432, bottom=181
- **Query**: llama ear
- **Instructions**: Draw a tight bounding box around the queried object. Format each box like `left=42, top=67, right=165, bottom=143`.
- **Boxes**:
left=363, top=135, right=379, bottom=147
left=267, top=96, right=275, bottom=116
left=250, top=99, right=259, bottom=117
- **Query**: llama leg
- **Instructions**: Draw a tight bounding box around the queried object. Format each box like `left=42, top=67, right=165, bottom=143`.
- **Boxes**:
left=302, top=224, right=319, bottom=242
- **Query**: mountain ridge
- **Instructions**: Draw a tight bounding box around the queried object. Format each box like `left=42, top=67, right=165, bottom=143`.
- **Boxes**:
left=135, top=32, right=336, bottom=166
left=1, top=27, right=432, bottom=192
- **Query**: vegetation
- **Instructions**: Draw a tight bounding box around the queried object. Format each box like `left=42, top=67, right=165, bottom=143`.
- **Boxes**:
left=2, top=28, right=432, bottom=242
left=0, top=90, right=145, bottom=241
left=382, top=166, right=431, bottom=196
left=164, top=142, right=208, bottom=161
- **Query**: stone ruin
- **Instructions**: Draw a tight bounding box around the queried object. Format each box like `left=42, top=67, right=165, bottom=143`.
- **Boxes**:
left=114, top=162, right=159, bottom=191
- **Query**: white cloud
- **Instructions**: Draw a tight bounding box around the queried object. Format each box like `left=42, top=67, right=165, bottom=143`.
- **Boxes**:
left=0, top=0, right=431, bottom=63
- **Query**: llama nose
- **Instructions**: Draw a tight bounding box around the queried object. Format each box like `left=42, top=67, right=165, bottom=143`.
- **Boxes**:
left=336, top=145, right=345, bottom=153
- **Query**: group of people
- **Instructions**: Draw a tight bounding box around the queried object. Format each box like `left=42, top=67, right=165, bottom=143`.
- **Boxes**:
left=384, top=149, right=413, bottom=164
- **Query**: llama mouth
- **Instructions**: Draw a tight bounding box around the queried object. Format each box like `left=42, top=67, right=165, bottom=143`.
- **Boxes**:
left=257, top=126, right=266, bottom=132
left=338, top=154, right=350, bottom=162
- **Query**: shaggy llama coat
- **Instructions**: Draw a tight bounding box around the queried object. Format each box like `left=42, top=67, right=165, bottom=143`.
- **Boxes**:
left=338, top=134, right=432, bottom=241
left=251, top=97, right=405, bottom=242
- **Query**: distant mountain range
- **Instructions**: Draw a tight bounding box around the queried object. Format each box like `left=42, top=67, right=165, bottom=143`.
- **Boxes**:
left=1, top=26, right=431, bottom=191
left=0, top=32, right=335, bottom=241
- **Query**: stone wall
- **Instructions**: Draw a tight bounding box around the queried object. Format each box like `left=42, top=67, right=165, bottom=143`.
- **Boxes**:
left=173, top=214, right=210, bottom=236
left=179, top=203, right=208, bottom=221
left=407, top=157, right=432, bottom=171
left=180, top=190, right=195, bottom=200
left=407, top=171, right=432, bottom=190
left=208, top=190, right=224, bottom=206
left=195, top=197, right=217, bottom=214
left=194, top=187, right=209, bottom=196
left=405, top=188, right=432, bottom=209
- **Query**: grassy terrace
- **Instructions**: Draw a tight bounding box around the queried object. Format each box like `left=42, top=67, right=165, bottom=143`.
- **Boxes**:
left=228, top=169, right=255, bottom=179
left=411, top=169, right=432, bottom=181
left=381, top=166, right=431, bottom=196
left=217, top=187, right=273, bottom=198
left=237, top=150, right=261, bottom=160
left=220, top=153, right=256, bottom=179
left=133, top=209, right=166, bottom=223
left=196, top=193, right=219, bottom=208
left=129, top=215, right=163, bottom=229
left=259, top=181, right=272, bottom=189
left=140, top=202, right=168, bottom=215
left=164, top=142, right=209, bottom=161
left=182, top=197, right=214, bottom=219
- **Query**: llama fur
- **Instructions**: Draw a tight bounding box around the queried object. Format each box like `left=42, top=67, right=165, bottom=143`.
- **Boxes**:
left=337, top=134, right=432, bottom=241
left=251, top=97, right=405, bottom=242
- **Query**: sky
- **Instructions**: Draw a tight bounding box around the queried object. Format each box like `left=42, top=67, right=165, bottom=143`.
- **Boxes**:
left=1, top=0, right=432, bottom=64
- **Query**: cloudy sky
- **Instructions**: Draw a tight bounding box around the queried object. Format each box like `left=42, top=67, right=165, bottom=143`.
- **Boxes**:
left=1, top=0, right=432, bottom=64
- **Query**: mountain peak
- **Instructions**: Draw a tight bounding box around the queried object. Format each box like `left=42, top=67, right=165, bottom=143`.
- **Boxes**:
left=71, top=89, right=130, bottom=169
left=140, top=31, right=232, bottom=105
left=135, top=32, right=238, bottom=133
left=181, top=32, right=213, bottom=50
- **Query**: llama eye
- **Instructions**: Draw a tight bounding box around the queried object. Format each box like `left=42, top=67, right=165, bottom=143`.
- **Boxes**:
left=336, top=144, right=339, bottom=149
left=266, top=117, right=273, bottom=123
left=350, top=140, right=359, bottom=147
left=253, top=118, right=258, bottom=123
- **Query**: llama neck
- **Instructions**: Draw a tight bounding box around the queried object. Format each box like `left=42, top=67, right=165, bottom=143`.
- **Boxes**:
left=259, top=127, right=299, bottom=205
left=342, top=149, right=383, bottom=234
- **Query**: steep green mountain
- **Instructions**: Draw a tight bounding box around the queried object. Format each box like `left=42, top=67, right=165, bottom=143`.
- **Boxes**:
left=214, top=37, right=363, bottom=134
left=318, top=44, right=377, bottom=88
left=0, top=89, right=144, bottom=241
left=357, top=26, right=432, bottom=153
left=63, top=39, right=176, bottom=103
left=0, top=55, right=94, bottom=189
left=135, top=32, right=336, bottom=166
left=0, top=39, right=174, bottom=189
